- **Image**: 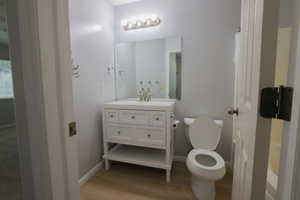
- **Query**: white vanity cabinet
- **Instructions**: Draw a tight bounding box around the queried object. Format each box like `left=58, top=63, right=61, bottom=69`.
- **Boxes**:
left=102, top=100, right=175, bottom=182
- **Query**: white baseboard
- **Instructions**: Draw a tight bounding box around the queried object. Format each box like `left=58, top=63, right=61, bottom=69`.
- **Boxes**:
left=79, top=161, right=104, bottom=186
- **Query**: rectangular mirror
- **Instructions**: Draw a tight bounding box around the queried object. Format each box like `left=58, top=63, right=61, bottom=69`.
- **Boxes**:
left=115, top=36, right=182, bottom=100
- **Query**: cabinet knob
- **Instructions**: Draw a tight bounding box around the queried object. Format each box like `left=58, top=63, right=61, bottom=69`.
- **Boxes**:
left=117, top=131, right=121, bottom=134
left=147, top=134, right=151, bottom=138
left=156, top=117, right=160, bottom=121
left=131, top=116, right=135, bottom=119
left=110, top=115, right=114, bottom=118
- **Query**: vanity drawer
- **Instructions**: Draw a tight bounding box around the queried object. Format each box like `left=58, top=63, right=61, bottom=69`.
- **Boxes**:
left=119, top=110, right=149, bottom=125
left=105, top=110, right=119, bottom=123
left=106, top=126, right=133, bottom=142
left=150, top=112, right=166, bottom=127
left=135, top=128, right=165, bottom=147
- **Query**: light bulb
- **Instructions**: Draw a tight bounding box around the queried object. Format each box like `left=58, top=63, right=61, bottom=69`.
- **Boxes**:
left=121, top=19, right=128, bottom=26
left=136, top=20, right=144, bottom=28
left=145, top=18, right=152, bottom=26
left=127, top=22, right=134, bottom=29
left=150, top=14, right=158, bottom=21
left=122, top=15, right=161, bottom=31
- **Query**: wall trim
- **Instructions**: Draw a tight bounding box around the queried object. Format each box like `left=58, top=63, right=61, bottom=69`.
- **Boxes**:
left=79, top=161, right=104, bottom=186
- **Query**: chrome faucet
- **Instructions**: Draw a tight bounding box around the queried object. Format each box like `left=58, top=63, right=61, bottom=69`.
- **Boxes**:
left=138, top=87, right=152, bottom=102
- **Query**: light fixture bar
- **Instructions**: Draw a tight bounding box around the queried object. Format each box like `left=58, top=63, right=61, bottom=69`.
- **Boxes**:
left=122, top=15, right=161, bottom=31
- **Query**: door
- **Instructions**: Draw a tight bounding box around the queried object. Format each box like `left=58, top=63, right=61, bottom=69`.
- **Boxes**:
left=229, top=0, right=280, bottom=199
left=6, top=0, right=80, bottom=199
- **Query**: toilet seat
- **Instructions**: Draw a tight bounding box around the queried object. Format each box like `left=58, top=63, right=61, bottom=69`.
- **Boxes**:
left=186, top=148, right=226, bottom=181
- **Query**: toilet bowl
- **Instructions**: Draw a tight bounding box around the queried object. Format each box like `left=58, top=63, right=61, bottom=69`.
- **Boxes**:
left=184, top=116, right=226, bottom=200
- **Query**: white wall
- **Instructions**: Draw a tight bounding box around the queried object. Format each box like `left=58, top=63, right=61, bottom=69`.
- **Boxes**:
left=114, top=0, right=241, bottom=161
left=69, top=0, right=115, bottom=178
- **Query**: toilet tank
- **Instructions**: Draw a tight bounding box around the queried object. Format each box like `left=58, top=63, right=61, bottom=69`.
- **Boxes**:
left=184, top=118, right=196, bottom=144
left=184, top=117, right=224, bottom=150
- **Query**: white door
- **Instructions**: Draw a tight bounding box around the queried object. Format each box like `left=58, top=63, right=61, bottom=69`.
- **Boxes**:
left=230, top=0, right=280, bottom=199
left=7, top=0, right=80, bottom=199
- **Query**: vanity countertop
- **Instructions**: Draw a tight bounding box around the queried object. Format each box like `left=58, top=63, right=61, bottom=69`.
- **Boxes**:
left=104, top=99, right=175, bottom=111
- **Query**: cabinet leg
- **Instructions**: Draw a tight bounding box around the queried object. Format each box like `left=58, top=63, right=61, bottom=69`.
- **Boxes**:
left=103, top=141, right=110, bottom=170
left=166, top=169, right=171, bottom=182
left=105, top=159, right=110, bottom=170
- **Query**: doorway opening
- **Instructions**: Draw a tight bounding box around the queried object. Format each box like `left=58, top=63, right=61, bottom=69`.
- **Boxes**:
left=0, top=0, right=22, bottom=199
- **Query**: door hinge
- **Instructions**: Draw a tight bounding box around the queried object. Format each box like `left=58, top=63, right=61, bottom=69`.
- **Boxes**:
left=69, top=121, right=77, bottom=137
left=260, top=86, right=293, bottom=121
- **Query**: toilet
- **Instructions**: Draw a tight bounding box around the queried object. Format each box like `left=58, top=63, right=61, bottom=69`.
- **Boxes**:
left=184, top=116, right=226, bottom=200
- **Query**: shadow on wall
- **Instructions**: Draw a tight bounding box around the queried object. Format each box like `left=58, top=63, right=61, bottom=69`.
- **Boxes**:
left=0, top=98, right=15, bottom=126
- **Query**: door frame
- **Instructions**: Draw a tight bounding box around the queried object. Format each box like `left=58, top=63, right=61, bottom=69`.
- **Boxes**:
left=167, top=50, right=181, bottom=99
left=277, top=10, right=300, bottom=199
left=7, top=0, right=79, bottom=200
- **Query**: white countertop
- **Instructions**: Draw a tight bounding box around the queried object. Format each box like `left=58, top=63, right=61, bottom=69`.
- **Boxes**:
left=104, top=99, right=176, bottom=111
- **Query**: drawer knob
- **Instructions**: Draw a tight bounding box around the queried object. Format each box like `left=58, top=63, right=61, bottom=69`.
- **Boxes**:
left=110, top=115, right=114, bottom=118
left=147, top=134, right=151, bottom=138
left=156, top=117, right=160, bottom=121
left=117, top=131, right=121, bottom=134
left=131, top=116, right=135, bottom=119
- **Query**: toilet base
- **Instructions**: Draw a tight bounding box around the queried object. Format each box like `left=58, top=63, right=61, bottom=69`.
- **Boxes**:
left=191, top=175, right=216, bottom=200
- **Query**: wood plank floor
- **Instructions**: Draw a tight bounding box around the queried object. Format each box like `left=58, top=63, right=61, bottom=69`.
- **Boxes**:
left=80, top=162, right=232, bottom=200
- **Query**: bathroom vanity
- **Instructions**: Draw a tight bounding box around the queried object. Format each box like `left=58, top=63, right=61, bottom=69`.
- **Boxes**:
left=102, top=100, right=176, bottom=182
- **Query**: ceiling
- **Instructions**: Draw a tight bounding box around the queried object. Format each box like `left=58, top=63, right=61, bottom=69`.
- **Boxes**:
left=109, top=0, right=144, bottom=6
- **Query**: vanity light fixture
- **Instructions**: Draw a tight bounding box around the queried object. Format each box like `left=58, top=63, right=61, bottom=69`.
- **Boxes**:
left=121, top=15, right=161, bottom=31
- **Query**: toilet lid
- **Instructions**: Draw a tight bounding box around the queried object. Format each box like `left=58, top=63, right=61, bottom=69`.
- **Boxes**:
left=189, top=116, right=222, bottom=150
